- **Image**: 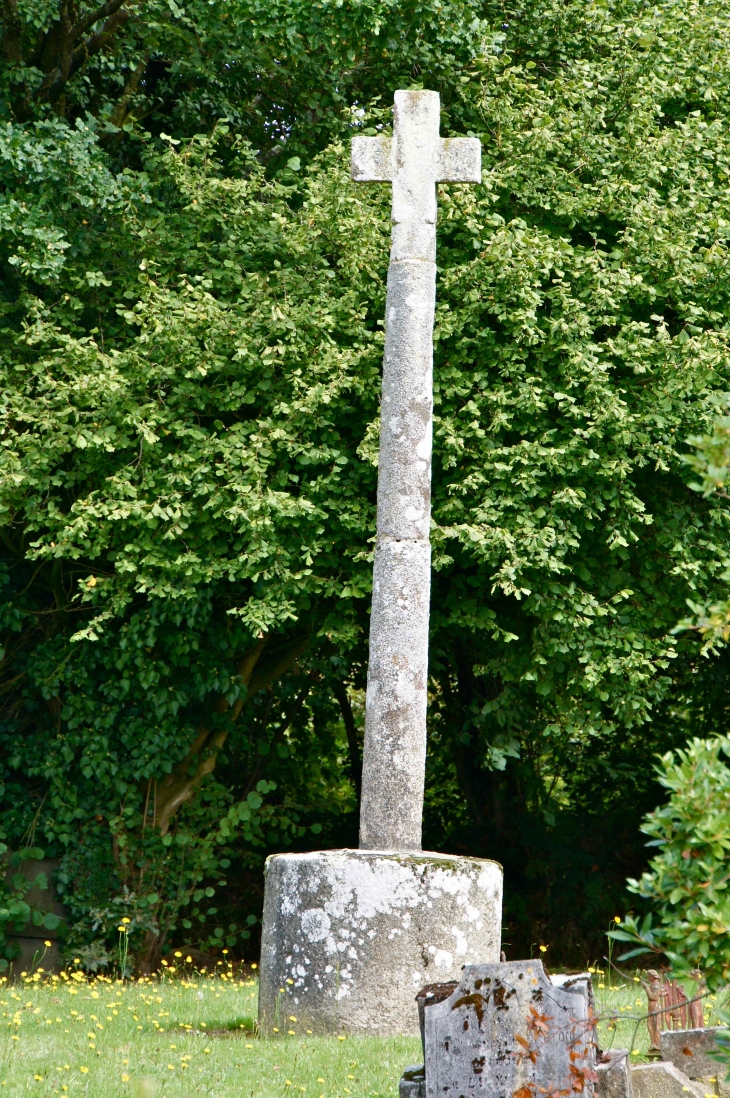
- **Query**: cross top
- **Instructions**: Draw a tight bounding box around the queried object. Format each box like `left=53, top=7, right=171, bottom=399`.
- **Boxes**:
left=352, top=90, right=481, bottom=261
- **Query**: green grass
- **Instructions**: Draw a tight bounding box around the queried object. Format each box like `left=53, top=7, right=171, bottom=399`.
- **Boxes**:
left=0, top=968, right=420, bottom=1097
left=1, top=966, right=726, bottom=1096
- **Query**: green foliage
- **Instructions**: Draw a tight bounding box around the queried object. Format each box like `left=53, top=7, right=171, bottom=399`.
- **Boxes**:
left=675, top=404, right=730, bottom=649
left=0, top=0, right=493, bottom=164
left=609, top=736, right=730, bottom=988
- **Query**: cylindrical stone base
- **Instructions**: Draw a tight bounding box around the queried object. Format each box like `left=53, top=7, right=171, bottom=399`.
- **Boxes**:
left=257, top=849, right=503, bottom=1036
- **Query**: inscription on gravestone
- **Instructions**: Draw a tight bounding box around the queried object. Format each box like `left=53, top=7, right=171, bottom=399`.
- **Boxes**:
left=424, top=961, right=597, bottom=1098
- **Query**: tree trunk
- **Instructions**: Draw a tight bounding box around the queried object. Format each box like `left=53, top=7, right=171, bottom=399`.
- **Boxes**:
left=153, top=635, right=309, bottom=835
left=331, top=680, right=362, bottom=803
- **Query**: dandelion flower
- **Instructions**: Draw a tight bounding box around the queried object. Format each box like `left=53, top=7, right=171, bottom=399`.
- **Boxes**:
left=44, top=940, right=52, bottom=948
left=122, top=1073, right=130, bottom=1082
left=80, top=1066, right=89, bottom=1073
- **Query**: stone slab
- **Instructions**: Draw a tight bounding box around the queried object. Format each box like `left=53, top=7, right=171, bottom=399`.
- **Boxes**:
left=598, top=1050, right=633, bottom=1098
left=423, top=960, right=596, bottom=1098
left=631, top=1061, right=706, bottom=1098
left=257, top=848, right=502, bottom=1035
left=660, top=1030, right=729, bottom=1081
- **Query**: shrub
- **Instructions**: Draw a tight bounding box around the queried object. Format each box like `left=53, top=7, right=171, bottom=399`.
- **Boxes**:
left=610, top=736, right=730, bottom=988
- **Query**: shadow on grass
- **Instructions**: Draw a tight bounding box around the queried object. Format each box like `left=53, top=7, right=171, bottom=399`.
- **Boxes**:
left=174, top=1015, right=257, bottom=1037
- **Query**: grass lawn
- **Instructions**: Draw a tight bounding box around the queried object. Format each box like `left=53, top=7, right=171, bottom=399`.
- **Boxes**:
left=1, top=965, right=726, bottom=1097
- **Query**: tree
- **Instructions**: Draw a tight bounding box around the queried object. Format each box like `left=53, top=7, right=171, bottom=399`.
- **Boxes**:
left=4, top=0, right=730, bottom=966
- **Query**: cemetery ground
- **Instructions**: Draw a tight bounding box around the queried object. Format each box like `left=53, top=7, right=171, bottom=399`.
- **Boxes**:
left=1, top=967, right=728, bottom=1098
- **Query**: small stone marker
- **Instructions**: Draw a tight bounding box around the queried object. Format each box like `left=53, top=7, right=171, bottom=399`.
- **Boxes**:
left=420, top=961, right=597, bottom=1098
left=351, top=90, right=480, bottom=851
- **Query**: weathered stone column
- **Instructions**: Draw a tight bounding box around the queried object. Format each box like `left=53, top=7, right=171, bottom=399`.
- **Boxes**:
left=257, top=92, right=503, bottom=1037
left=354, top=90, right=480, bottom=851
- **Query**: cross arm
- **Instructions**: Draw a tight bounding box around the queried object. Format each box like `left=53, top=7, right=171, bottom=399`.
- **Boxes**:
left=351, top=136, right=393, bottom=182
left=438, top=137, right=481, bottom=183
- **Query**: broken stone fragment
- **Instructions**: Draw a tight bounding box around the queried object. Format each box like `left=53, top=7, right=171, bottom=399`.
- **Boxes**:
left=660, top=1028, right=729, bottom=1082
left=631, top=1060, right=706, bottom=1098
left=399, top=1064, right=425, bottom=1098
left=597, top=1050, right=633, bottom=1098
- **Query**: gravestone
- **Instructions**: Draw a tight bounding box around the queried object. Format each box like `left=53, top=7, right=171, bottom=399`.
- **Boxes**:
left=257, top=90, right=504, bottom=1036
left=399, top=961, right=597, bottom=1098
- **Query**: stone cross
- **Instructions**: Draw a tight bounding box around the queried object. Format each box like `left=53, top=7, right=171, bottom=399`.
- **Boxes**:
left=351, top=91, right=481, bottom=850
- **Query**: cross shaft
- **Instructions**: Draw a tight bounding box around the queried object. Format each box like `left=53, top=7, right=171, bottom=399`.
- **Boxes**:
left=351, top=91, right=481, bottom=850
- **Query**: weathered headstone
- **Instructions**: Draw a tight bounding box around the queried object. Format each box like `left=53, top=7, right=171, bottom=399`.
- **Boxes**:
left=415, top=961, right=597, bottom=1098
left=257, top=91, right=503, bottom=1035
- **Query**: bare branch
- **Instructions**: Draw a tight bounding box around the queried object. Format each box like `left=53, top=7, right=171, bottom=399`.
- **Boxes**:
left=70, top=0, right=128, bottom=42
left=34, top=0, right=133, bottom=104
left=331, top=680, right=362, bottom=801
left=67, top=6, right=131, bottom=81
left=108, top=51, right=148, bottom=128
